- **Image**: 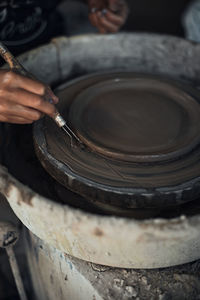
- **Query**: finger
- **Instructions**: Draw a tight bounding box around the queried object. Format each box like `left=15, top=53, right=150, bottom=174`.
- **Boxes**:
left=45, top=86, right=59, bottom=104
left=98, top=13, right=119, bottom=32
left=108, top=0, right=129, bottom=22
left=0, top=115, right=34, bottom=124
left=1, top=71, right=59, bottom=104
left=104, top=10, right=124, bottom=26
left=2, top=71, right=46, bottom=96
left=0, top=101, right=42, bottom=121
left=4, top=88, right=56, bottom=117
left=89, top=12, right=107, bottom=33
left=89, top=12, right=99, bottom=28
left=96, top=13, right=108, bottom=33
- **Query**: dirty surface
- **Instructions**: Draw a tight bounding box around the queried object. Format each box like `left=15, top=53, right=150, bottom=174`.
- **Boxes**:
left=27, top=231, right=200, bottom=300
left=87, top=259, right=200, bottom=300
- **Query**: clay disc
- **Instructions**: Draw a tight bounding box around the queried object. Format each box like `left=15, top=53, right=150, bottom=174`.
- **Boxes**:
left=69, top=78, right=200, bottom=162
left=34, top=72, right=200, bottom=209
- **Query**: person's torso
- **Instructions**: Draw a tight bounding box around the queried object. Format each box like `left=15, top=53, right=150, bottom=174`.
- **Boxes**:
left=0, top=0, right=61, bottom=54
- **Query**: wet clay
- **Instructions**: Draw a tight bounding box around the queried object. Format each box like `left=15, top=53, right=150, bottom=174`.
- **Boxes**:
left=69, top=77, right=200, bottom=162
left=35, top=72, right=200, bottom=208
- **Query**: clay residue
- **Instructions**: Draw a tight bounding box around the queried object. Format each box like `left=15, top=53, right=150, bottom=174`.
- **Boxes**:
left=93, top=227, right=104, bottom=237
left=16, top=184, right=34, bottom=207
left=0, top=168, right=34, bottom=207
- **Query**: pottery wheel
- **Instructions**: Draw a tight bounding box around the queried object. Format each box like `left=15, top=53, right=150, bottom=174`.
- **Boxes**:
left=34, top=72, right=200, bottom=209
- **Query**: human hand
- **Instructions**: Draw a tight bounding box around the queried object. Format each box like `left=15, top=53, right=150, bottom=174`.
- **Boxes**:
left=0, top=70, right=58, bottom=124
left=88, top=0, right=129, bottom=33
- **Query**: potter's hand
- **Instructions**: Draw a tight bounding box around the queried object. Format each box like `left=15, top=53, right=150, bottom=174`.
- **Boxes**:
left=88, top=0, right=128, bottom=33
left=0, top=70, right=58, bottom=124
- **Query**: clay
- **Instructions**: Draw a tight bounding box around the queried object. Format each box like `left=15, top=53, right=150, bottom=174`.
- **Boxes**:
left=34, top=72, right=200, bottom=210
left=69, top=77, right=200, bottom=162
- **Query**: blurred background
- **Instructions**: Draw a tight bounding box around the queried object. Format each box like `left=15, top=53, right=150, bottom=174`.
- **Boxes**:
left=61, top=0, right=190, bottom=37
left=123, top=0, right=189, bottom=36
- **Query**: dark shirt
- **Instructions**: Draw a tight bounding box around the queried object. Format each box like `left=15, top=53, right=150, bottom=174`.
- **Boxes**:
left=0, top=0, right=63, bottom=55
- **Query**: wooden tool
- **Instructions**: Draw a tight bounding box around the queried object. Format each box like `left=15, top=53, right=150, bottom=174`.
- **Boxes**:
left=0, top=42, right=82, bottom=145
